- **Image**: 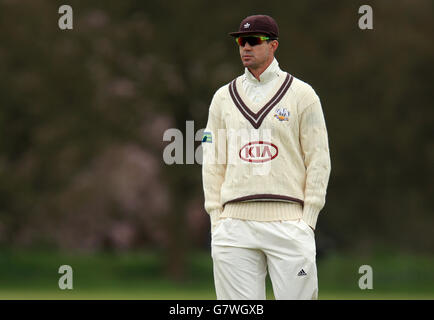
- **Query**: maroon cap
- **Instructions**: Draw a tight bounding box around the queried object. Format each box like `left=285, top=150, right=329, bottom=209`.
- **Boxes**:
left=229, top=15, right=279, bottom=38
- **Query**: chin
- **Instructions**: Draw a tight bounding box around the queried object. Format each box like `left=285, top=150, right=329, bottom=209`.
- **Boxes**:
left=242, top=60, right=254, bottom=67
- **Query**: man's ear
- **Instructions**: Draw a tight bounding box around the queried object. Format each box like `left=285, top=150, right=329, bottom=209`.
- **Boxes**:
left=271, top=40, right=279, bottom=53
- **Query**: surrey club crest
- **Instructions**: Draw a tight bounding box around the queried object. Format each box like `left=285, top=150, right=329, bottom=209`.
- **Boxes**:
left=274, top=107, right=290, bottom=121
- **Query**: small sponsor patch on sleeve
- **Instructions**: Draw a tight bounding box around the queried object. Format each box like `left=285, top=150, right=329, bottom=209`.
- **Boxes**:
left=202, top=132, right=212, bottom=143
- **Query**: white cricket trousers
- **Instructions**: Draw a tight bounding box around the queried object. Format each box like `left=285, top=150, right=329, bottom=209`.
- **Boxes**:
left=211, top=218, right=318, bottom=300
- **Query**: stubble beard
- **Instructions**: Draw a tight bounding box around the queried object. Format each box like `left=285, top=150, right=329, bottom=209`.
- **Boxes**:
left=242, top=54, right=269, bottom=73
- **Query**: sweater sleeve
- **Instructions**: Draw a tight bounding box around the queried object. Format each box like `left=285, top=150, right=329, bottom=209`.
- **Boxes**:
left=202, top=91, right=227, bottom=229
left=299, top=91, right=331, bottom=229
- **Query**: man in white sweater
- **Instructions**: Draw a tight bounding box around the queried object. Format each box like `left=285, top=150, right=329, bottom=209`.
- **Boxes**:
left=202, top=15, right=331, bottom=300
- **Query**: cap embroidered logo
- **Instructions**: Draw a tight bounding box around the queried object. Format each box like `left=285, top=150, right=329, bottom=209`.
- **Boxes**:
left=243, top=23, right=250, bottom=28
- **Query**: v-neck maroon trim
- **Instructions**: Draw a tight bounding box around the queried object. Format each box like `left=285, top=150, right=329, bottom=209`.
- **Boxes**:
left=229, top=73, right=293, bottom=129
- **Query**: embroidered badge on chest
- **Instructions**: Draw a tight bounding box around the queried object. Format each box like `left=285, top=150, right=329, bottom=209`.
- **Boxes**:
left=274, top=107, right=290, bottom=121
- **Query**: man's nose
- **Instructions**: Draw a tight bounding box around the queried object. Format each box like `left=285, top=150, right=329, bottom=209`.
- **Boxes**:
left=243, top=42, right=252, bottom=50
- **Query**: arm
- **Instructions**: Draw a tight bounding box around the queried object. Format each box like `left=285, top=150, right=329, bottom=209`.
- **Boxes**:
left=299, top=93, right=331, bottom=230
left=202, top=93, right=227, bottom=232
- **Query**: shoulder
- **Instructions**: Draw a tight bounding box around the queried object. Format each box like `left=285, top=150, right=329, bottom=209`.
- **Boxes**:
left=216, top=74, right=243, bottom=95
left=208, top=80, right=234, bottom=116
left=213, top=82, right=231, bottom=100
left=289, top=75, right=319, bottom=100
left=210, top=75, right=241, bottom=103
left=288, top=75, right=320, bottom=107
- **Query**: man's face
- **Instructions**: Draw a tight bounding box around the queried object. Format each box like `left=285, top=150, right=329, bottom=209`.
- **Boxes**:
left=238, top=34, right=278, bottom=70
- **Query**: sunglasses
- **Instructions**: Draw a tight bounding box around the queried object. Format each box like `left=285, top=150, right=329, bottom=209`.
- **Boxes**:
left=235, top=35, right=272, bottom=47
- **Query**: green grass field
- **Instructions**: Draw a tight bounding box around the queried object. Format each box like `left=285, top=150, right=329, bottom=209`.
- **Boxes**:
left=0, top=249, right=433, bottom=300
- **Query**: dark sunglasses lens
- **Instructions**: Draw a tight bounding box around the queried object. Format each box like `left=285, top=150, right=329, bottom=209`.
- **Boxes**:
left=237, top=37, right=262, bottom=46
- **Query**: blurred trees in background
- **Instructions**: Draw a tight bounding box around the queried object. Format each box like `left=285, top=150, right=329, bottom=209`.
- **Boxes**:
left=0, top=0, right=433, bottom=279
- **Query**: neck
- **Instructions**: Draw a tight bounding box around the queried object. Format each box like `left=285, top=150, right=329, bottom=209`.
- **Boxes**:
left=248, top=57, right=274, bottom=81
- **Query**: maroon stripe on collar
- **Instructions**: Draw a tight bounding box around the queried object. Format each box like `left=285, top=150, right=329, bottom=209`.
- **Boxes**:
left=229, top=73, right=293, bottom=129
left=232, top=74, right=290, bottom=120
left=223, top=194, right=304, bottom=207
left=232, top=80, right=257, bottom=119
left=256, top=74, right=293, bottom=125
left=229, top=80, right=258, bottom=129
left=251, top=73, right=291, bottom=119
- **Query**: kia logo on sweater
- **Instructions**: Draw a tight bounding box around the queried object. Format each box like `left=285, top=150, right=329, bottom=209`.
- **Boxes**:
left=239, top=141, right=278, bottom=163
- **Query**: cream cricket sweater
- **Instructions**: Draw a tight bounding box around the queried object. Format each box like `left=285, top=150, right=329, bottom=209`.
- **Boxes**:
left=202, top=59, right=331, bottom=229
